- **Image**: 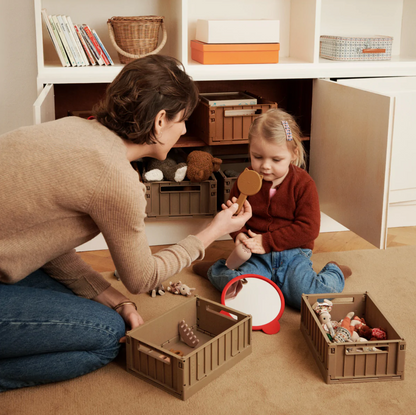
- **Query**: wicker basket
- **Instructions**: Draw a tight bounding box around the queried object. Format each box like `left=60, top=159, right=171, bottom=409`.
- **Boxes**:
left=107, top=16, right=167, bottom=64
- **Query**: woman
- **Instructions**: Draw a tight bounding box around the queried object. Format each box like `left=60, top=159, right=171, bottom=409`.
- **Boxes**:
left=0, top=55, right=252, bottom=391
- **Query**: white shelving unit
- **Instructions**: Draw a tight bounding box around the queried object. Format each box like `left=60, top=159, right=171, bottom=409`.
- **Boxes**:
left=33, top=0, right=416, bottom=249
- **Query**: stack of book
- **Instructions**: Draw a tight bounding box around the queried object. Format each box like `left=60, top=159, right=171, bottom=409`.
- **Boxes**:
left=41, top=9, right=113, bottom=67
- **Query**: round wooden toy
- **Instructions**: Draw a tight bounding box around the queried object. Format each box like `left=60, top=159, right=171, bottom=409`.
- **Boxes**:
left=235, top=168, right=263, bottom=214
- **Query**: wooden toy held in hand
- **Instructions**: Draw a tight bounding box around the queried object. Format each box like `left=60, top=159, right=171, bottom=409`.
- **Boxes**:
left=235, top=168, right=263, bottom=214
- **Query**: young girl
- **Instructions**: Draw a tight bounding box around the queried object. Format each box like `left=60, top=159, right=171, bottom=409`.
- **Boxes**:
left=194, top=108, right=351, bottom=309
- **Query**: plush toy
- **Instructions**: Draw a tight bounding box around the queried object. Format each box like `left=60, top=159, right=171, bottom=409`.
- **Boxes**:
left=149, top=284, right=165, bottom=297
left=333, top=312, right=361, bottom=343
left=186, top=150, right=222, bottom=182
left=312, top=299, right=336, bottom=338
left=357, top=324, right=387, bottom=341
left=142, top=149, right=188, bottom=182
left=166, top=281, right=196, bottom=296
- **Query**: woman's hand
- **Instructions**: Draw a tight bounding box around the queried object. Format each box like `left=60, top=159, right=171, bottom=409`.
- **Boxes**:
left=242, top=229, right=266, bottom=254
left=92, top=286, right=144, bottom=343
left=116, top=304, right=144, bottom=343
left=195, top=199, right=252, bottom=248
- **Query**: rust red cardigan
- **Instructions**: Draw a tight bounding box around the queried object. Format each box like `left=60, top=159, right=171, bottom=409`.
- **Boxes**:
left=229, top=165, right=321, bottom=252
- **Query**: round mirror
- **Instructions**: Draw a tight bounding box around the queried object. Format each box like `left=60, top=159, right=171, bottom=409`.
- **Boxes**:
left=221, top=274, right=285, bottom=335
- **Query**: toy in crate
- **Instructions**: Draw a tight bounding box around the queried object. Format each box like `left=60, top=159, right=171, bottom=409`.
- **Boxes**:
left=126, top=296, right=252, bottom=400
left=300, top=292, right=406, bottom=384
left=320, top=35, right=393, bottom=61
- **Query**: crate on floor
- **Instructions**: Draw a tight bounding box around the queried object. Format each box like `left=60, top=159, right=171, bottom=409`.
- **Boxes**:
left=126, top=296, right=252, bottom=400
left=300, top=292, right=406, bottom=384
left=144, top=174, right=217, bottom=218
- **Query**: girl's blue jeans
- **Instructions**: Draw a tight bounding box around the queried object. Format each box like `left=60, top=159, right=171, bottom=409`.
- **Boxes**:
left=0, top=269, right=125, bottom=392
left=208, top=248, right=345, bottom=309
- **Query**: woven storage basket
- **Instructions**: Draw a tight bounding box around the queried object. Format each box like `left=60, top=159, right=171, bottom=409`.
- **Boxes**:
left=107, top=16, right=167, bottom=64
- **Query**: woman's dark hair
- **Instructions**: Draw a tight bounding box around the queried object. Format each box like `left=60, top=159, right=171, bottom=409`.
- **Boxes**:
left=93, top=55, right=199, bottom=144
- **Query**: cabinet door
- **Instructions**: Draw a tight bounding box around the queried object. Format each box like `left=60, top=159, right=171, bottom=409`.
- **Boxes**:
left=33, top=84, right=55, bottom=124
left=309, top=79, right=394, bottom=249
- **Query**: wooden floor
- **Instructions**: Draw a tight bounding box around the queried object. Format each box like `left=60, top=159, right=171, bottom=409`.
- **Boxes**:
left=79, top=226, right=416, bottom=273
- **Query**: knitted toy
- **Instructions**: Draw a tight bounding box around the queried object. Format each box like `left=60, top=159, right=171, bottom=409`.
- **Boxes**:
left=186, top=150, right=222, bottom=182
left=312, top=299, right=336, bottom=338
left=149, top=284, right=165, bottom=297
left=142, top=149, right=188, bottom=182
left=333, top=312, right=361, bottom=343
left=166, top=281, right=196, bottom=296
left=357, top=324, right=387, bottom=341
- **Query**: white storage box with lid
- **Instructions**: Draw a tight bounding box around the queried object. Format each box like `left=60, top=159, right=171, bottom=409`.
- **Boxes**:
left=320, top=35, right=393, bottom=61
left=195, top=19, right=279, bottom=44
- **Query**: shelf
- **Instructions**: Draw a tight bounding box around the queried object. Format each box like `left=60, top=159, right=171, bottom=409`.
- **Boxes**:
left=35, top=0, right=416, bottom=87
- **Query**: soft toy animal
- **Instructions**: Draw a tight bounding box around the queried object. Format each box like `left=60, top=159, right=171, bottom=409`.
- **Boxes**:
left=142, top=149, right=188, bottom=182
left=186, top=150, right=222, bottom=182
left=166, top=281, right=196, bottom=297
left=312, top=299, right=336, bottom=337
left=333, top=312, right=361, bottom=343
left=357, top=324, right=387, bottom=341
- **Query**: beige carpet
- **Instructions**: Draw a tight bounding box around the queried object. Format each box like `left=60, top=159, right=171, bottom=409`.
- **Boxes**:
left=2, top=245, right=416, bottom=415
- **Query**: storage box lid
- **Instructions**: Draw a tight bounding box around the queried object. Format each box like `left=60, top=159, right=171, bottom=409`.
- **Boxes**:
left=191, top=40, right=280, bottom=52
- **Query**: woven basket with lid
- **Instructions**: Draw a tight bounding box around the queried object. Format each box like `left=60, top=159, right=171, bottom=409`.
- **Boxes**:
left=107, top=16, right=167, bottom=64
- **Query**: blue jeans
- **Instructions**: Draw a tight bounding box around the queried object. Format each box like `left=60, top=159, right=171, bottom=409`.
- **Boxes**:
left=0, top=269, right=125, bottom=392
left=208, top=248, right=345, bottom=309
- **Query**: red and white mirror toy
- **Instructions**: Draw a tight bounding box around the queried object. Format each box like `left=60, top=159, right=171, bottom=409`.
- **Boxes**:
left=221, top=274, right=285, bottom=335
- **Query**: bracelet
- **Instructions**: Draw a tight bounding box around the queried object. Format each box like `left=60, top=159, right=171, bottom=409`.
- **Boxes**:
left=112, top=301, right=137, bottom=311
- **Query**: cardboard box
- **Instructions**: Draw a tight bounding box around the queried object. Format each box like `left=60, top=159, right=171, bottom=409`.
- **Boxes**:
left=143, top=173, right=217, bottom=218
left=320, top=35, right=393, bottom=61
left=191, top=40, right=280, bottom=65
left=300, top=292, right=406, bottom=384
left=126, top=296, right=252, bottom=400
left=195, top=19, right=280, bottom=44
left=188, top=96, right=277, bottom=145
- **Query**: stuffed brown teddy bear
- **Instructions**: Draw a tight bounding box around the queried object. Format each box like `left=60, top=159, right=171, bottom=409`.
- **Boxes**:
left=186, top=150, right=222, bottom=182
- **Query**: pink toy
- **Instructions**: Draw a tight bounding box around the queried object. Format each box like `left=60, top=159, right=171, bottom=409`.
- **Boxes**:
left=226, top=243, right=252, bottom=270
left=166, top=281, right=196, bottom=296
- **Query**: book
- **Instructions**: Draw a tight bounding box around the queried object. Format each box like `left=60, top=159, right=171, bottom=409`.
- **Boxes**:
left=74, top=24, right=96, bottom=66
left=52, top=15, right=77, bottom=66
left=200, top=91, right=258, bottom=106
left=58, top=15, right=83, bottom=66
left=41, top=9, right=113, bottom=67
left=41, top=8, right=69, bottom=67
left=80, top=26, right=104, bottom=65
left=93, top=29, right=114, bottom=65
left=66, top=16, right=88, bottom=66
left=81, top=24, right=110, bottom=65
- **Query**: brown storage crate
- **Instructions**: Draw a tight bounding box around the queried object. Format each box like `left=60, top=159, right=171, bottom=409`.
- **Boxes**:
left=144, top=174, right=217, bottom=218
left=215, top=157, right=250, bottom=209
left=300, top=292, right=406, bottom=384
left=190, top=98, right=277, bottom=145
left=126, top=296, right=252, bottom=400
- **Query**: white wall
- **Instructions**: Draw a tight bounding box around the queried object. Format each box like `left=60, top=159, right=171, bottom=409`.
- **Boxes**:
left=0, top=2, right=37, bottom=135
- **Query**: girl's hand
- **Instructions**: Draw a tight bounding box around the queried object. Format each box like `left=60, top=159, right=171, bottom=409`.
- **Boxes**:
left=195, top=199, right=252, bottom=248
left=242, top=229, right=266, bottom=254
left=235, top=232, right=249, bottom=245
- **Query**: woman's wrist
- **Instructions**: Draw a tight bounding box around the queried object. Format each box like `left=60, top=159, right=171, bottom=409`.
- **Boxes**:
left=112, top=301, right=137, bottom=312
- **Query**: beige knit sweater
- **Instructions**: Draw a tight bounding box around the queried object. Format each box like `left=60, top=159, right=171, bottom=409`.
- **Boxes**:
left=0, top=117, right=204, bottom=298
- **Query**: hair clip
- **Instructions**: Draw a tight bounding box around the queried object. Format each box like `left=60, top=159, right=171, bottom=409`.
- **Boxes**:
left=281, top=120, right=293, bottom=141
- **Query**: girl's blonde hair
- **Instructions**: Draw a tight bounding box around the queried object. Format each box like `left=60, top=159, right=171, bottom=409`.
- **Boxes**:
left=248, top=108, right=306, bottom=168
